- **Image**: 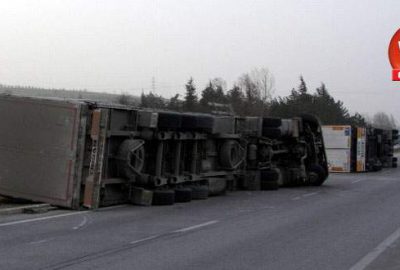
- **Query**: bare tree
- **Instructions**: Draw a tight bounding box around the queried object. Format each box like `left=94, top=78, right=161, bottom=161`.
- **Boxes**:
left=250, top=67, right=275, bottom=102
left=238, top=73, right=259, bottom=102
left=237, top=73, right=265, bottom=116
left=372, top=112, right=397, bottom=129
left=210, top=77, right=227, bottom=92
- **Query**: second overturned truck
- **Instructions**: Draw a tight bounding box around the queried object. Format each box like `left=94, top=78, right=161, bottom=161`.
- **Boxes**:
left=0, top=95, right=328, bottom=209
left=322, top=125, right=398, bottom=173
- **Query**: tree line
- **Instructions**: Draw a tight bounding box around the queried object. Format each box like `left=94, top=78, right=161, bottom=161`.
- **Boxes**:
left=125, top=68, right=384, bottom=127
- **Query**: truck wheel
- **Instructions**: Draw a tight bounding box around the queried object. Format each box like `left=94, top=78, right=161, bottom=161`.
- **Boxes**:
left=181, top=114, right=197, bottom=130
left=181, top=114, right=214, bottom=131
left=117, top=139, right=145, bottom=180
left=195, top=115, right=214, bottom=131
left=208, top=178, right=227, bottom=196
left=190, top=185, right=209, bottom=200
left=308, top=164, right=327, bottom=186
left=152, top=190, right=175, bottom=205
left=220, top=140, right=241, bottom=169
left=262, top=128, right=282, bottom=138
left=174, top=188, right=192, bottom=203
left=157, top=112, right=182, bottom=129
left=262, top=117, right=282, bottom=128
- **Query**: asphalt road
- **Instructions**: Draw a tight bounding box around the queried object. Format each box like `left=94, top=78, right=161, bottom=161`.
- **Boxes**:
left=1, top=168, right=400, bottom=270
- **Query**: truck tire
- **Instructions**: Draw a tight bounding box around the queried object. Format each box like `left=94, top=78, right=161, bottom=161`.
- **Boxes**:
left=181, top=114, right=214, bottom=131
left=117, top=139, right=145, bottom=180
left=220, top=140, right=241, bottom=169
left=157, top=112, right=182, bottom=129
left=195, top=115, right=214, bottom=131
left=152, top=190, right=175, bottom=205
left=308, top=164, right=327, bottom=186
left=181, top=114, right=197, bottom=130
left=174, top=188, right=192, bottom=203
left=190, top=185, right=209, bottom=200
left=262, top=128, right=282, bottom=138
left=262, top=117, right=282, bottom=128
left=208, top=178, right=227, bottom=196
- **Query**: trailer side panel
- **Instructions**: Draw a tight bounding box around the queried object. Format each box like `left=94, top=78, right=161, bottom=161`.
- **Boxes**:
left=0, top=96, right=83, bottom=208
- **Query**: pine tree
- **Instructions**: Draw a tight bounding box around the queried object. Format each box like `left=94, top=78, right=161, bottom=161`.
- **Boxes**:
left=167, top=94, right=182, bottom=111
left=269, top=80, right=365, bottom=126
left=140, top=92, right=165, bottom=109
left=227, top=85, right=245, bottom=115
left=316, top=83, right=328, bottom=96
left=200, top=81, right=215, bottom=111
left=200, top=80, right=228, bottom=112
left=348, top=113, right=367, bottom=126
left=298, top=76, right=308, bottom=94
left=183, top=77, right=198, bottom=112
left=140, top=92, right=147, bottom=107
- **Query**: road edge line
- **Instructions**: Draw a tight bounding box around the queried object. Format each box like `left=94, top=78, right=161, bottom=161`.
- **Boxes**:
left=349, top=226, right=400, bottom=270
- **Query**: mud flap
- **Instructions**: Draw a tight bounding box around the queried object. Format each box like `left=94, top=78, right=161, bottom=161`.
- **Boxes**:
left=83, top=109, right=108, bottom=209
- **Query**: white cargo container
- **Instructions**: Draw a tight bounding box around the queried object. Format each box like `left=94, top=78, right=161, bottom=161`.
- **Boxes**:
left=322, top=125, right=352, bottom=149
left=322, top=125, right=367, bottom=173
left=325, top=148, right=351, bottom=172
left=322, top=125, right=352, bottom=173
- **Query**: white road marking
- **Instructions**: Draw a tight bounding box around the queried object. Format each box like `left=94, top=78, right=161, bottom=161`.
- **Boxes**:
left=351, top=179, right=363, bottom=184
left=130, top=235, right=160, bottom=245
left=173, top=220, right=219, bottom=233
left=73, top=216, right=88, bottom=230
left=349, top=226, right=400, bottom=270
left=29, top=239, right=50, bottom=245
left=0, top=204, right=128, bottom=228
left=0, top=211, right=89, bottom=227
left=302, top=192, right=319, bottom=197
left=129, top=220, right=219, bottom=245
left=292, top=197, right=301, bottom=201
left=96, top=204, right=128, bottom=211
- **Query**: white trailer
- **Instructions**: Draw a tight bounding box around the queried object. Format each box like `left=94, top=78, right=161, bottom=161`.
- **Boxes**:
left=322, top=125, right=352, bottom=172
left=322, top=125, right=367, bottom=173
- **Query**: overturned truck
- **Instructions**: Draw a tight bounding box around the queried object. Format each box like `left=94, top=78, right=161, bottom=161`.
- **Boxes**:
left=0, top=95, right=328, bottom=209
left=322, top=125, right=398, bottom=173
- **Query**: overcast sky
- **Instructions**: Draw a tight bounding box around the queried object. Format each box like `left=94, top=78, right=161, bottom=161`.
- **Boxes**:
left=0, top=0, right=399, bottom=120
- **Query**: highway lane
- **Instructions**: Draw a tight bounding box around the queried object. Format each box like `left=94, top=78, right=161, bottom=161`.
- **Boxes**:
left=1, top=168, right=400, bottom=270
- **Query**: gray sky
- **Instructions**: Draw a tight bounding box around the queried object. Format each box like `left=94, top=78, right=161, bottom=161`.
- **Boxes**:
left=0, top=0, right=399, bottom=120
